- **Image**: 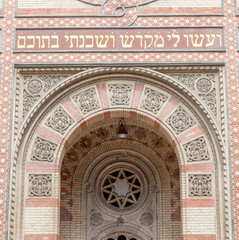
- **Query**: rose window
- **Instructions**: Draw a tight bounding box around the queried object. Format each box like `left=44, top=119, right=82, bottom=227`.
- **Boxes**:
left=101, top=168, right=143, bottom=209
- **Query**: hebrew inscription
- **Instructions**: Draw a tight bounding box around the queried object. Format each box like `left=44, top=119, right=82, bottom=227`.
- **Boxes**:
left=166, top=106, right=195, bottom=135
left=31, top=137, right=57, bottom=162
left=29, top=174, right=52, bottom=197
left=16, top=28, right=224, bottom=52
left=46, top=106, right=74, bottom=134
left=184, top=137, right=210, bottom=162
left=141, top=87, right=168, bottom=114
left=189, top=174, right=212, bottom=197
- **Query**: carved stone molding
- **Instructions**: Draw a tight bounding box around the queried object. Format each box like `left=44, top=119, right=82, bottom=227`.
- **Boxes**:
left=29, top=174, right=52, bottom=197
left=183, top=137, right=210, bottom=162
left=189, top=174, right=212, bottom=197
left=166, top=106, right=195, bottom=135
left=46, top=106, right=74, bottom=134
left=108, top=84, right=132, bottom=106
left=140, top=87, right=168, bottom=114
left=72, top=87, right=100, bottom=114
left=31, top=137, right=57, bottom=162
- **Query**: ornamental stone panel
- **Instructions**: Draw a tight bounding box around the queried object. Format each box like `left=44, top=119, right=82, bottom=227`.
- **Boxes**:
left=140, top=87, right=168, bottom=114
left=168, top=73, right=218, bottom=117
left=31, top=137, right=57, bottom=162
left=183, top=137, right=210, bottom=162
left=188, top=174, right=212, bottom=197
left=46, top=106, right=74, bottom=135
left=29, top=174, right=52, bottom=197
left=23, top=74, right=70, bottom=117
left=72, top=87, right=100, bottom=114
left=166, top=106, right=195, bottom=135
left=108, top=84, right=133, bottom=106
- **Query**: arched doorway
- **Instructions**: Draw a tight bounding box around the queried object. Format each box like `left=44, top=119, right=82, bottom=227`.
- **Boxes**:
left=60, top=119, right=180, bottom=239
left=10, top=67, right=225, bottom=239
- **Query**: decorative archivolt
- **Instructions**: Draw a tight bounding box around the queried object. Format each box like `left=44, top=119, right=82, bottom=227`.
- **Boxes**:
left=10, top=66, right=228, bottom=240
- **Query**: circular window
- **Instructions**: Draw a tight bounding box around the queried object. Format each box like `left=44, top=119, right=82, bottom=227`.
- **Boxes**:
left=101, top=167, right=143, bottom=210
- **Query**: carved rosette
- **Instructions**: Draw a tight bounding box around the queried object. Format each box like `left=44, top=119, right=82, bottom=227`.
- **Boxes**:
left=73, top=87, right=100, bottom=114
left=166, top=106, right=195, bottom=135
left=29, top=174, right=52, bottom=197
left=141, top=88, right=168, bottom=114
left=189, top=174, right=212, bottom=197
left=46, top=106, right=74, bottom=134
left=184, top=137, right=210, bottom=162
left=140, top=213, right=153, bottom=226
left=90, top=213, right=103, bottom=226
left=31, top=137, right=57, bottom=162
left=108, top=84, right=132, bottom=106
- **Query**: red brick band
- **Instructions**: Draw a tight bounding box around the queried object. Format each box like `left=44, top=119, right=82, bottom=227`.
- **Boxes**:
left=25, top=198, right=59, bottom=208
left=183, top=234, right=216, bottom=240
left=24, top=234, right=59, bottom=240
left=26, top=163, right=60, bottom=173
left=61, top=97, right=83, bottom=122
left=37, top=126, right=63, bottom=144
left=181, top=162, right=213, bottom=173
left=182, top=199, right=214, bottom=208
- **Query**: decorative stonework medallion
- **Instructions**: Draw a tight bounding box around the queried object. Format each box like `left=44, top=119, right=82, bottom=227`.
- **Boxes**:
left=196, top=78, right=212, bottom=92
left=27, top=79, right=43, bottom=95
left=108, top=84, right=132, bottom=106
left=189, top=174, right=212, bottom=197
left=31, top=137, right=57, bottom=162
left=90, top=213, right=103, bottom=226
left=29, top=174, right=52, bottom=197
left=46, top=106, right=74, bottom=134
left=166, top=106, right=195, bottom=135
left=141, top=88, right=168, bottom=114
left=73, top=87, right=100, bottom=114
left=140, top=213, right=153, bottom=226
left=184, top=137, right=210, bottom=162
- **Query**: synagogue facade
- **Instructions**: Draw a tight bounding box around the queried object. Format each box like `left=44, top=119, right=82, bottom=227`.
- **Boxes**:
left=0, top=0, right=238, bottom=239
